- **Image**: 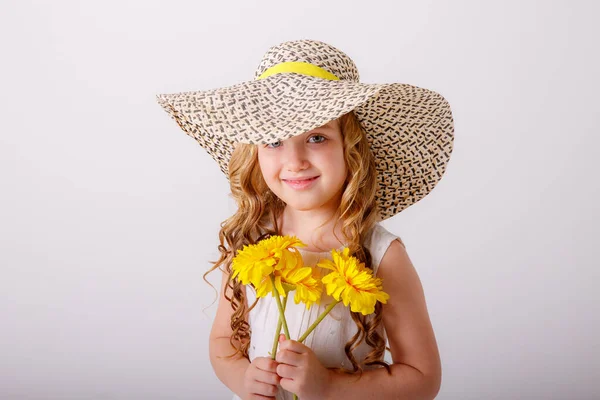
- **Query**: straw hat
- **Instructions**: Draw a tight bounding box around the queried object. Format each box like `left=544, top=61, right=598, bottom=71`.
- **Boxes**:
left=156, top=39, right=454, bottom=220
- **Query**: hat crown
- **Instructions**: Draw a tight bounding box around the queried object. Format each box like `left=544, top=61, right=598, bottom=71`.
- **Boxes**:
left=254, top=40, right=360, bottom=82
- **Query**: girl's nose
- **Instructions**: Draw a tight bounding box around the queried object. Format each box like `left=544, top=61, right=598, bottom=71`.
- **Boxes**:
left=283, top=142, right=309, bottom=172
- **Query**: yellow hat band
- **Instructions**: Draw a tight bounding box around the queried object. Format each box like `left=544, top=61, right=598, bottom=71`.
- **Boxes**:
left=256, top=61, right=340, bottom=81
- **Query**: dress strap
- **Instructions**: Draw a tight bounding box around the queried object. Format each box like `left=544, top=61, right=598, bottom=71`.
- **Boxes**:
left=366, top=224, right=405, bottom=275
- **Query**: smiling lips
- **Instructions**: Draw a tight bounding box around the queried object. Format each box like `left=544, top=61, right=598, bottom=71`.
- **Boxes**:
left=282, top=176, right=319, bottom=190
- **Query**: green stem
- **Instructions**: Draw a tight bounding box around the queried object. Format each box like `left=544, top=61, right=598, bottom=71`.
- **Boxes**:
left=270, top=276, right=297, bottom=400
left=270, top=275, right=291, bottom=339
left=297, top=300, right=341, bottom=343
left=270, top=294, right=288, bottom=360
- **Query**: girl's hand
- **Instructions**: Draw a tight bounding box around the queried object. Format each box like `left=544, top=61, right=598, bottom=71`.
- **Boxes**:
left=275, top=334, right=333, bottom=400
left=242, top=356, right=281, bottom=400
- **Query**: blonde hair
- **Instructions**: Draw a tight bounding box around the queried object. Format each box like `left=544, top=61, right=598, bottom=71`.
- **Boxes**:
left=204, top=110, right=392, bottom=375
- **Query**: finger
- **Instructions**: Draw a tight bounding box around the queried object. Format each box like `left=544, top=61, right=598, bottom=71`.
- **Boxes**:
left=279, top=376, right=297, bottom=394
left=278, top=338, right=309, bottom=354
left=248, top=381, right=279, bottom=398
left=254, top=370, right=281, bottom=386
left=275, top=348, right=304, bottom=366
left=254, top=357, right=279, bottom=373
left=276, top=362, right=297, bottom=379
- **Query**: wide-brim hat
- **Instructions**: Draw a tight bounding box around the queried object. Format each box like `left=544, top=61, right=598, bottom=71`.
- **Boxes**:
left=156, top=39, right=454, bottom=220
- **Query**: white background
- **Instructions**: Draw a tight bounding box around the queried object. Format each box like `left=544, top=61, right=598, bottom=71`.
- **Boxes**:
left=1, top=0, right=598, bottom=399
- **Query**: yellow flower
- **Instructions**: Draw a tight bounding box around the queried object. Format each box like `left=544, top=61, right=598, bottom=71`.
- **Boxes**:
left=231, top=235, right=305, bottom=288
left=285, top=267, right=323, bottom=309
left=318, top=248, right=390, bottom=315
left=336, top=247, right=352, bottom=261
left=254, top=254, right=322, bottom=309
left=261, top=235, right=306, bottom=271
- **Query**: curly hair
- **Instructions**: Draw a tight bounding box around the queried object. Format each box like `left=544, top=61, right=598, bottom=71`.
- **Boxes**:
left=203, top=110, right=392, bottom=376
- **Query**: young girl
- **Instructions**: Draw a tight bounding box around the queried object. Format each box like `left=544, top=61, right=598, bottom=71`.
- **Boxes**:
left=157, top=39, right=454, bottom=400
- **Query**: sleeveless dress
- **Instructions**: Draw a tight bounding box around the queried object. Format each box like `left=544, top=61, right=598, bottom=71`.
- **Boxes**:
left=231, top=223, right=404, bottom=400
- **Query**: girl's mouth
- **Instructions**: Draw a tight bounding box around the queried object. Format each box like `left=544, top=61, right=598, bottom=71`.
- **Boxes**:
left=282, top=176, right=319, bottom=190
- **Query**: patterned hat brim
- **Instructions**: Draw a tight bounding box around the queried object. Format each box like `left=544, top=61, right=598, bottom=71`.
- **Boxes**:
left=156, top=73, right=454, bottom=220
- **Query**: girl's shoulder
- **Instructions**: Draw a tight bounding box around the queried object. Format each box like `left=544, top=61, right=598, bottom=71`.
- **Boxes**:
left=365, top=223, right=405, bottom=274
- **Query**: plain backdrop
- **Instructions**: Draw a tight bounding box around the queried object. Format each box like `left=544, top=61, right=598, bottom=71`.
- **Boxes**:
left=1, top=0, right=598, bottom=399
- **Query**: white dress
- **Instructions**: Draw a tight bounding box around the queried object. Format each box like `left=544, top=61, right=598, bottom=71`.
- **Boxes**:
left=231, top=223, right=403, bottom=400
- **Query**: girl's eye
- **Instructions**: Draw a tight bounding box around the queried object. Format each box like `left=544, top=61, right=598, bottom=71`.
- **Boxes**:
left=308, top=135, right=326, bottom=144
left=265, top=140, right=282, bottom=149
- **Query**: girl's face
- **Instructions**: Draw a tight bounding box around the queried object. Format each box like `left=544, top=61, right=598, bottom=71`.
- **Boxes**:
left=257, top=119, right=347, bottom=214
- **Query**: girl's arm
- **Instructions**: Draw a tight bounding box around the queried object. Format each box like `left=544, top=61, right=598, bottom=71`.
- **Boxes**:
left=325, top=239, right=442, bottom=400
left=208, top=270, right=251, bottom=398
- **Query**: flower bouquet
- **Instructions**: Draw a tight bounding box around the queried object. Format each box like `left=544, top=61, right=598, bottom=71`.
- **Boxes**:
left=232, top=235, right=389, bottom=400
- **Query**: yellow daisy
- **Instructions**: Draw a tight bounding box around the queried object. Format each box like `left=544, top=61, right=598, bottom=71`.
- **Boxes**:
left=318, top=248, right=390, bottom=315
left=231, top=235, right=305, bottom=290
left=285, top=267, right=323, bottom=309
left=253, top=255, right=322, bottom=309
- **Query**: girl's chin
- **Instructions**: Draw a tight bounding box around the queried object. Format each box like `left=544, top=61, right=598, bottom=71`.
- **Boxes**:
left=281, top=197, right=336, bottom=212
left=285, top=203, right=320, bottom=211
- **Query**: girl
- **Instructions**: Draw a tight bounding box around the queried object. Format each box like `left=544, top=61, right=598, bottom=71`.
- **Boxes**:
left=156, top=39, right=454, bottom=400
